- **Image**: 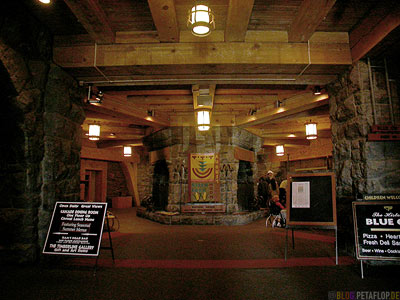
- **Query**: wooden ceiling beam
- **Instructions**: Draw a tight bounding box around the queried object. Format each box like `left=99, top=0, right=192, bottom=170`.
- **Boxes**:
left=236, top=93, right=329, bottom=127
left=63, top=0, right=115, bottom=44
left=288, top=0, right=336, bottom=43
left=261, top=129, right=332, bottom=138
left=263, top=138, right=310, bottom=146
left=225, top=0, right=254, bottom=42
left=97, top=139, right=143, bottom=149
left=53, top=39, right=351, bottom=68
left=86, top=99, right=170, bottom=127
left=147, top=0, right=179, bottom=42
left=78, top=74, right=338, bottom=86
left=350, top=2, right=400, bottom=62
left=81, top=146, right=139, bottom=163
left=82, top=123, right=146, bottom=135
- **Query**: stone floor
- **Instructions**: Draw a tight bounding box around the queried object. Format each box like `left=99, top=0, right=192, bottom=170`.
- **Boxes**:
left=1, top=208, right=399, bottom=300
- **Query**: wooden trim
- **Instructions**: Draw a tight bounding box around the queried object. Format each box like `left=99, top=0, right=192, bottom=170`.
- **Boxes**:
left=287, top=172, right=337, bottom=227
left=234, top=147, right=255, bottom=162
left=120, top=162, right=140, bottom=207
left=80, top=159, right=108, bottom=203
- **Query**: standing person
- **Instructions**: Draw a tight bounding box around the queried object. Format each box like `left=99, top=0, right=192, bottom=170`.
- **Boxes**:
left=266, top=170, right=279, bottom=201
left=279, top=179, right=287, bottom=208
left=257, top=174, right=269, bottom=208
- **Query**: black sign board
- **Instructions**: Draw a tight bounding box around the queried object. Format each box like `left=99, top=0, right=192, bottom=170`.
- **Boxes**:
left=287, top=172, right=336, bottom=227
left=43, top=202, right=107, bottom=256
left=353, top=201, right=400, bottom=260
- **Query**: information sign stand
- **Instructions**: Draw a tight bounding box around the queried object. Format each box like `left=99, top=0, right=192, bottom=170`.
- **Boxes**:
left=284, top=225, right=338, bottom=265
left=94, top=213, right=115, bottom=275
left=43, top=202, right=114, bottom=275
left=284, top=173, right=338, bottom=264
left=352, top=201, right=400, bottom=279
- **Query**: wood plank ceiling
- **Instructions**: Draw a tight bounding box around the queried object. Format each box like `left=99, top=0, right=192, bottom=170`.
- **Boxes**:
left=22, top=0, right=400, bottom=150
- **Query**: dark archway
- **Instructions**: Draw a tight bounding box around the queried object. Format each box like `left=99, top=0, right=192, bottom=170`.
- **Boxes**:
left=152, top=160, right=169, bottom=211
left=237, top=160, right=254, bottom=211
left=0, top=60, right=26, bottom=252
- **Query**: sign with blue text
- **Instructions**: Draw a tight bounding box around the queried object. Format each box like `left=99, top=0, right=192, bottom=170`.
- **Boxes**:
left=43, top=202, right=107, bottom=256
left=353, top=201, right=400, bottom=260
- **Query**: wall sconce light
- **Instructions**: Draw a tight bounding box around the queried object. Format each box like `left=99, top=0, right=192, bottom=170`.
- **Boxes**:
left=88, top=124, right=100, bottom=141
left=38, top=0, right=51, bottom=3
left=305, top=121, right=317, bottom=140
left=276, top=145, right=285, bottom=156
left=196, top=109, right=211, bottom=131
left=187, top=3, right=215, bottom=37
left=123, top=146, right=132, bottom=157
left=313, top=86, right=322, bottom=95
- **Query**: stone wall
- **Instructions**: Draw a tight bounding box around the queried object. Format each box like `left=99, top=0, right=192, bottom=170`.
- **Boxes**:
left=328, top=60, right=400, bottom=253
left=0, top=3, right=85, bottom=263
left=107, top=162, right=130, bottom=198
left=137, top=152, right=152, bottom=202
left=142, top=127, right=262, bottom=214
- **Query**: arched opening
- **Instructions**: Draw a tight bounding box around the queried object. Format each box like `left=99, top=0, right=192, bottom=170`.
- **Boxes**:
left=152, top=160, right=169, bottom=211
left=237, top=160, right=254, bottom=211
left=0, top=60, right=26, bottom=253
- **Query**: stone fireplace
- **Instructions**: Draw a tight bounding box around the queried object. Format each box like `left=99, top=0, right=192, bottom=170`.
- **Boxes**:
left=138, top=127, right=265, bottom=224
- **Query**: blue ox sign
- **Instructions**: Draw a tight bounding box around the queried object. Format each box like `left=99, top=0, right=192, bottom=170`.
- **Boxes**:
left=353, top=201, right=400, bottom=260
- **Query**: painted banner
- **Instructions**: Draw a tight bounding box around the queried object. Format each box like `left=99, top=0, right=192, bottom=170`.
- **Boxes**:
left=188, top=153, right=221, bottom=206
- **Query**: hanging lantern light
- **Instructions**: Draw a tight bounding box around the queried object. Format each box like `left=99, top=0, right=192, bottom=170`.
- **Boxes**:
left=123, top=146, right=132, bottom=157
left=196, top=109, right=211, bottom=131
left=88, top=124, right=100, bottom=141
left=276, top=145, right=285, bottom=156
left=187, top=3, right=215, bottom=37
left=305, top=122, right=317, bottom=140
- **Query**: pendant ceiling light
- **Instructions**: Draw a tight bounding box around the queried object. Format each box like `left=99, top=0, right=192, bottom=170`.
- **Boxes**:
left=276, top=145, right=285, bottom=156
left=187, top=3, right=215, bottom=37
left=88, top=124, right=100, bottom=141
left=123, top=146, right=132, bottom=157
left=196, top=109, right=211, bottom=131
left=305, top=122, right=317, bottom=140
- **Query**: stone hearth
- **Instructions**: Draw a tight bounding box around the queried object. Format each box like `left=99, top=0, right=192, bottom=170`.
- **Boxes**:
left=139, top=127, right=264, bottom=224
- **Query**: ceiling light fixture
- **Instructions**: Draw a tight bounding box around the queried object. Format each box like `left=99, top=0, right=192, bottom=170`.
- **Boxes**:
left=123, top=146, right=132, bottom=157
left=196, top=109, right=211, bottom=131
left=38, top=0, right=51, bottom=4
left=88, top=124, right=101, bottom=141
left=276, top=145, right=285, bottom=156
left=305, top=121, right=317, bottom=140
left=187, top=3, right=215, bottom=37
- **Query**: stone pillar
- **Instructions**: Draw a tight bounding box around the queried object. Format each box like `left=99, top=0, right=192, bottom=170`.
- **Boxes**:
left=329, top=60, right=400, bottom=253
left=0, top=3, right=85, bottom=262
left=40, top=65, right=85, bottom=248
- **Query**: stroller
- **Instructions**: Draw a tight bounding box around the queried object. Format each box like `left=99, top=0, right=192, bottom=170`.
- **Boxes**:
left=266, top=196, right=286, bottom=228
